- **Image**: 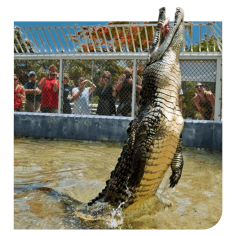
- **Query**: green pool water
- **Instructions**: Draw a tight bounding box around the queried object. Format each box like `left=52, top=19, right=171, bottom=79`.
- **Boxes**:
left=14, top=137, right=222, bottom=229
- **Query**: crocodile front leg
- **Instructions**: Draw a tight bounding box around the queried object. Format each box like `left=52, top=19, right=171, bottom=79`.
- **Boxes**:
left=169, top=134, right=184, bottom=188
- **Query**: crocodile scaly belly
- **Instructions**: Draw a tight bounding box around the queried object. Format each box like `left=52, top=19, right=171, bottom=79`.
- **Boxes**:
left=133, top=112, right=183, bottom=201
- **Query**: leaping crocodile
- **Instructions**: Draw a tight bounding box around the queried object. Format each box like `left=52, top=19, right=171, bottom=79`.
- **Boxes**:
left=87, top=7, right=185, bottom=209
left=25, top=7, right=185, bottom=224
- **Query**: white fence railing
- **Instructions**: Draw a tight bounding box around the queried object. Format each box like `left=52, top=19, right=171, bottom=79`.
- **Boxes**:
left=14, top=22, right=222, bottom=55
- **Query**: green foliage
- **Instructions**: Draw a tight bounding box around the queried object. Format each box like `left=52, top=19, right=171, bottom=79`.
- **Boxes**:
left=14, top=59, right=126, bottom=89
left=90, top=95, right=99, bottom=104
left=14, top=60, right=60, bottom=85
left=182, top=81, right=198, bottom=119
left=185, top=34, right=222, bottom=52
left=14, top=28, right=34, bottom=53
left=63, top=59, right=125, bottom=87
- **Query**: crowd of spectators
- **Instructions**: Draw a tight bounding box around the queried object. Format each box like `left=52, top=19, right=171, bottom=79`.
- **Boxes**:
left=14, top=65, right=215, bottom=120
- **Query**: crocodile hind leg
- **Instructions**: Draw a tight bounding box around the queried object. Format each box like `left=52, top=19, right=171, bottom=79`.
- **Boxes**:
left=155, top=134, right=183, bottom=207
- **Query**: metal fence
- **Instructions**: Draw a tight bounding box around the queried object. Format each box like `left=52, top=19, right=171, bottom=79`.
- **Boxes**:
left=14, top=22, right=222, bottom=54
left=14, top=22, right=222, bottom=120
left=14, top=57, right=222, bottom=121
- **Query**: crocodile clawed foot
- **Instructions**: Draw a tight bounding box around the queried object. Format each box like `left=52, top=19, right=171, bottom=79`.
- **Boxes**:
left=169, top=170, right=182, bottom=188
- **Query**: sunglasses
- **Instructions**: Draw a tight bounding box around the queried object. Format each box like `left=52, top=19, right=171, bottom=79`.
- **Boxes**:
left=14, top=78, right=17, bottom=81
left=102, top=76, right=110, bottom=80
left=126, top=73, right=132, bottom=79
left=195, top=85, right=203, bottom=89
left=50, top=73, right=56, bottom=76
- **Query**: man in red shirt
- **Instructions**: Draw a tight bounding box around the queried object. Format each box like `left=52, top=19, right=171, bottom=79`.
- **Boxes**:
left=38, top=65, right=59, bottom=113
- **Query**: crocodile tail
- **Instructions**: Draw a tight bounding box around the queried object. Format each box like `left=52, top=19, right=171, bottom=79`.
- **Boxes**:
left=87, top=119, right=139, bottom=207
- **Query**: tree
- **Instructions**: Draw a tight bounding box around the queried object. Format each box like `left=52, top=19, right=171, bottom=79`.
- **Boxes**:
left=185, top=34, right=222, bottom=52
left=70, top=21, right=157, bottom=53
left=14, top=59, right=60, bottom=85
left=14, top=27, right=34, bottom=53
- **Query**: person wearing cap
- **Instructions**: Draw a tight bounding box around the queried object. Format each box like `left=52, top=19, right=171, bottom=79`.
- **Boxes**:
left=24, top=71, right=41, bottom=112
left=38, top=64, right=59, bottom=113
left=194, top=82, right=215, bottom=120
left=116, top=67, right=142, bottom=116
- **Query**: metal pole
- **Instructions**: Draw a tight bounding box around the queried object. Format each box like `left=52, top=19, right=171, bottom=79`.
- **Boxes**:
left=214, top=57, right=222, bottom=121
left=91, top=61, right=94, bottom=101
left=58, top=58, right=64, bottom=113
left=131, top=59, right=137, bottom=117
left=220, top=59, right=222, bottom=121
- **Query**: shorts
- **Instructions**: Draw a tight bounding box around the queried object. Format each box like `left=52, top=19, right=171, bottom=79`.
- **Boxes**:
left=116, top=101, right=131, bottom=117
left=25, top=100, right=41, bottom=112
left=41, top=107, right=58, bottom=113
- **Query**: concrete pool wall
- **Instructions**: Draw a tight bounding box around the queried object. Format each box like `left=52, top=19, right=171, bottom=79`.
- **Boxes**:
left=14, top=112, right=222, bottom=150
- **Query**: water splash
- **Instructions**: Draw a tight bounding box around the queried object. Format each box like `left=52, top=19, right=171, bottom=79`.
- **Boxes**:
left=107, top=202, right=124, bottom=228
left=106, top=179, right=133, bottom=228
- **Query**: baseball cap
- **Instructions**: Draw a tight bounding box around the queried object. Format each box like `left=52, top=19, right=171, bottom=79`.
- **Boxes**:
left=28, top=71, right=36, bottom=76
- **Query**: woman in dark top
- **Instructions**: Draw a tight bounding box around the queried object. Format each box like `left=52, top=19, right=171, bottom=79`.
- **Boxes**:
left=97, top=71, right=116, bottom=116
left=63, top=75, right=73, bottom=114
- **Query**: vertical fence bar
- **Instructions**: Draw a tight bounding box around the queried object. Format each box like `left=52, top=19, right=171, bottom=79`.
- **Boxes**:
left=220, top=57, right=223, bottom=121
left=18, top=29, right=30, bottom=53
left=182, top=25, right=185, bottom=52
left=67, top=27, right=77, bottom=52
left=115, top=26, right=123, bottom=52
left=14, top=44, right=19, bottom=53
left=190, top=24, right=193, bottom=52
left=95, top=26, right=103, bottom=52
left=88, top=27, right=97, bottom=52
left=131, top=59, right=137, bottom=117
left=137, top=26, right=143, bottom=52
left=130, top=26, right=136, bottom=52
left=60, top=27, right=71, bottom=53
left=35, top=28, right=47, bottom=53
left=47, top=27, right=59, bottom=53
left=41, top=28, right=53, bottom=53
left=58, top=59, right=64, bottom=114
left=22, top=28, right=35, bottom=52
left=122, top=26, right=129, bottom=52
left=214, top=57, right=222, bottom=121
left=81, top=27, right=90, bottom=52
left=75, top=27, right=85, bottom=52
left=14, top=32, right=25, bottom=53
left=54, top=27, right=66, bottom=52
left=29, top=28, right=41, bottom=53
left=144, top=26, right=149, bottom=50
left=199, top=24, right=202, bottom=52
left=108, top=26, right=116, bottom=52
left=101, top=27, right=110, bottom=52
left=206, top=24, right=209, bottom=52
